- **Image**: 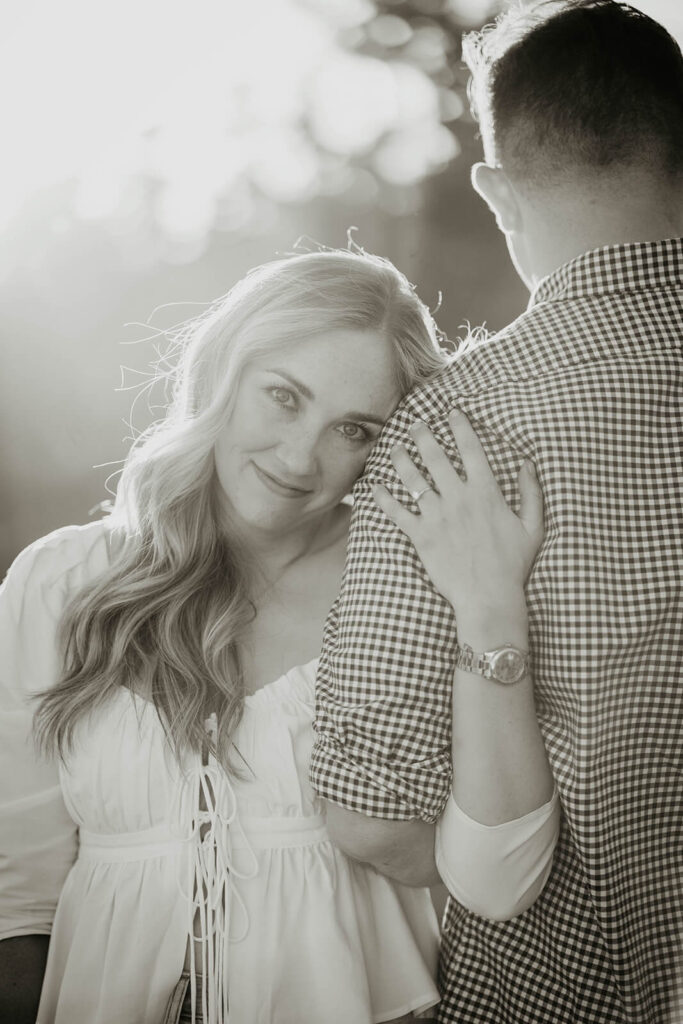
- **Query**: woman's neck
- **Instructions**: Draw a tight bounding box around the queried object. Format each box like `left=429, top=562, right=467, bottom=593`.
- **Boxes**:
left=231, top=504, right=350, bottom=589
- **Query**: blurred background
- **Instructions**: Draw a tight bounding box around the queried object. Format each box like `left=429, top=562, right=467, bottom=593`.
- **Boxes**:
left=2, top=0, right=681, bottom=572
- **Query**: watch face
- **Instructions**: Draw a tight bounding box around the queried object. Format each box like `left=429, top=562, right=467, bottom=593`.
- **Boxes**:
left=490, top=647, right=527, bottom=684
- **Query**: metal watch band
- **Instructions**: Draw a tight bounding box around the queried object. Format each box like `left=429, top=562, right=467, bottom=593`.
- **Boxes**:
left=455, top=642, right=530, bottom=685
left=456, top=643, right=489, bottom=675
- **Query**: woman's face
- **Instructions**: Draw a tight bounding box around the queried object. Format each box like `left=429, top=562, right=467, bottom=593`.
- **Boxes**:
left=214, top=328, right=401, bottom=537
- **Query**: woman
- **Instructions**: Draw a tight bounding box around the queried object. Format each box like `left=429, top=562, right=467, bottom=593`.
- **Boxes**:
left=0, top=249, right=557, bottom=1024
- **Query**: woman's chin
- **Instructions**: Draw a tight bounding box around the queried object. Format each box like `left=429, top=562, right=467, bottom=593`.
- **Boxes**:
left=231, top=499, right=311, bottom=535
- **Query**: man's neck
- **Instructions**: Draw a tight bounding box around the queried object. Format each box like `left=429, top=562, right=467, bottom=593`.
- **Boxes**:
left=517, top=171, right=683, bottom=288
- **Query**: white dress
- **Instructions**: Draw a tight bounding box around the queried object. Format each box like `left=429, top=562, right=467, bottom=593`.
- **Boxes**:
left=0, top=523, right=440, bottom=1024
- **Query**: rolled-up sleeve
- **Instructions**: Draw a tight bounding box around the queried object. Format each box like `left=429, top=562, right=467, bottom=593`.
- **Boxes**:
left=0, top=537, right=80, bottom=939
left=310, top=403, right=460, bottom=823
left=435, top=788, right=561, bottom=921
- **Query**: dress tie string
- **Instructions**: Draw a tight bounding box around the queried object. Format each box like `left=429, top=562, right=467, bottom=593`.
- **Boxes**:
left=171, top=716, right=258, bottom=1024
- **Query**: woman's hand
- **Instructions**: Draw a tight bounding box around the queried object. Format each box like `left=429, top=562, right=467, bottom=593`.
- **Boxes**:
left=372, top=410, right=544, bottom=625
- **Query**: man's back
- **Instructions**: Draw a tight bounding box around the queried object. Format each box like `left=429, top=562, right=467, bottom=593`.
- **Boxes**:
left=311, top=237, right=683, bottom=1022
left=438, top=239, right=682, bottom=1022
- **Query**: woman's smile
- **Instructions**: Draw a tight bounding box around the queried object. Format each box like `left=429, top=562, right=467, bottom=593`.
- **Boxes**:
left=252, top=461, right=314, bottom=498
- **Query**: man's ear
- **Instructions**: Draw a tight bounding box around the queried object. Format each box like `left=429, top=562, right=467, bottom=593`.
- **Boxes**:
left=471, top=162, right=522, bottom=233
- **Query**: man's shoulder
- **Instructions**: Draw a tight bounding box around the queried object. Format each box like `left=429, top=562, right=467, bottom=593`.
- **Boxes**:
left=398, top=303, right=554, bottom=414
left=400, top=266, right=681, bottom=418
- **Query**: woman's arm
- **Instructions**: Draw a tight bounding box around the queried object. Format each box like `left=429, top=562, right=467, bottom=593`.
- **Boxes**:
left=323, top=804, right=440, bottom=887
left=435, top=596, right=559, bottom=918
left=0, top=534, right=83, bottom=1012
left=373, top=410, right=559, bottom=912
left=449, top=599, right=553, bottom=826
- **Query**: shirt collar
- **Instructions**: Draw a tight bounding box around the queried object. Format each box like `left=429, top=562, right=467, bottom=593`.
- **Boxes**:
left=529, top=237, right=683, bottom=308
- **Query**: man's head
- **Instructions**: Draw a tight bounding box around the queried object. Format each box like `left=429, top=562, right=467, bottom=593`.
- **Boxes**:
left=463, top=0, right=683, bottom=287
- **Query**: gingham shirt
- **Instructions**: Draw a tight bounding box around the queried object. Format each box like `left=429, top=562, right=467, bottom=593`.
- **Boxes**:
left=311, top=238, right=683, bottom=1024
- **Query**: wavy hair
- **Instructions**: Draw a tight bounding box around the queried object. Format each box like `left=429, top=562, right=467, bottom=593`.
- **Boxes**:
left=34, top=249, right=449, bottom=766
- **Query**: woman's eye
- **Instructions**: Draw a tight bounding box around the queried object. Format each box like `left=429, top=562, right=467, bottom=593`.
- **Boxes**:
left=268, top=386, right=295, bottom=408
left=338, top=422, right=370, bottom=443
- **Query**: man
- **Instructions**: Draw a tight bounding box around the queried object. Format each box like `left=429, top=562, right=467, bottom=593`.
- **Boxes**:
left=310, top=2, right=683, bottom=1021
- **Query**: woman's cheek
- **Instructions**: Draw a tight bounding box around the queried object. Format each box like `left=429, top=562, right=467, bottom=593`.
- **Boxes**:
left=341, top=448, right=371, bottom=493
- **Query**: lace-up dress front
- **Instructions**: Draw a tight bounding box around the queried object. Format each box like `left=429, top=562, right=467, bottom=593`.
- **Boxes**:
left=0, top=524, right=440, bottom=1024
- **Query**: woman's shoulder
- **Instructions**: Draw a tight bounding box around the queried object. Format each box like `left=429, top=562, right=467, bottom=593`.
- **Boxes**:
left=2, top=520, right=114, bottom=614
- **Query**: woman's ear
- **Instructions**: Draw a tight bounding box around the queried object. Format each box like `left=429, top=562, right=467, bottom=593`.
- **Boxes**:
left=471, top=163, right=523, bottom=234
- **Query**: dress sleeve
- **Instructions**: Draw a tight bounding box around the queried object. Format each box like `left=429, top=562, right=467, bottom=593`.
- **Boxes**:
left=0, top=534, right=85, bottom=939
left=310, top=402, right=459, bottom=824
left=435, top=788, right=561, bottom=921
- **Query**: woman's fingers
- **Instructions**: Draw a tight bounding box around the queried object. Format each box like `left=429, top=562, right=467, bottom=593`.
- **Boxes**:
left=408, top=421, right=462, bottom=495
left=376, top=420, right=545, bottom=612
left=389, top=445, right=435, bottom=505
left=518, top=461, right=545, bottom=546
left=393, top=413, right=493, bottom=499
left=371, top=483, right=418, bottom=538
left=447, top=409, right=496, bottom=486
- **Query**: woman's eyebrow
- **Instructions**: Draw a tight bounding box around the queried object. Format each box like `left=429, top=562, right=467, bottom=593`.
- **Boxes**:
left=343, top=410, right=387, bottom=427
left=266, top=368, right=387, bottom=426
left=267, top=368, right=314, bottom=400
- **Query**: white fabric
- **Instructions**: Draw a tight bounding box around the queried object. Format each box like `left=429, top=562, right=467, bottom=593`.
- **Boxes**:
left=435, top=786, right=560, bottom=921
left=0, top=523, right=440, bottom=1024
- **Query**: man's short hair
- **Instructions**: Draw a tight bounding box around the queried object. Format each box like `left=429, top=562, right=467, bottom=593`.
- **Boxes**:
left=463, top=0, right=683, bottom=185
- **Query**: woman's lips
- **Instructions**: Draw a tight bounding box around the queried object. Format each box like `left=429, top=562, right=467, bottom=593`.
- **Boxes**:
left=252, top=462, right=313, bottom=498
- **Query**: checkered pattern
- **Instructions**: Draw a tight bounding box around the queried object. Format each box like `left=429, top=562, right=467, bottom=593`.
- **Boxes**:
left=310, top=239, right=683, bottom=1023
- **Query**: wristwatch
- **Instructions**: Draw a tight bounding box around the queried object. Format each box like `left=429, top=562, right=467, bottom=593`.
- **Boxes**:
left=455, top=642, right=530, bottom=685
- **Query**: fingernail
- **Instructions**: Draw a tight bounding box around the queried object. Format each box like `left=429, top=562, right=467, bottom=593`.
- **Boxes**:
left=525, top=460, right=537, bottom=477
left=409, top=420, right=425, bottom=432
left=449, top=408, right=462, bottom=418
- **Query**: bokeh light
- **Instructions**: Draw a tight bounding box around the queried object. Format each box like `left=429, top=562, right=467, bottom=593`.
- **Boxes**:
left=0, top=0, right=506, bottom=270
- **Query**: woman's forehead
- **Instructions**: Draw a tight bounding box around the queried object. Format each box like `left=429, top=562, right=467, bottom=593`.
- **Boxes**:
left=253, top=328, right=401, bottom=415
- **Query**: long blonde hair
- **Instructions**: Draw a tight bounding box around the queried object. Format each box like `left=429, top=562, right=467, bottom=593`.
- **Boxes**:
left=34, top=249, right=449, bottom=765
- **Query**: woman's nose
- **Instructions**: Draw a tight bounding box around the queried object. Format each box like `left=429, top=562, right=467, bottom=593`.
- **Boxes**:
left=276, top=424, right=320, bottom=479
